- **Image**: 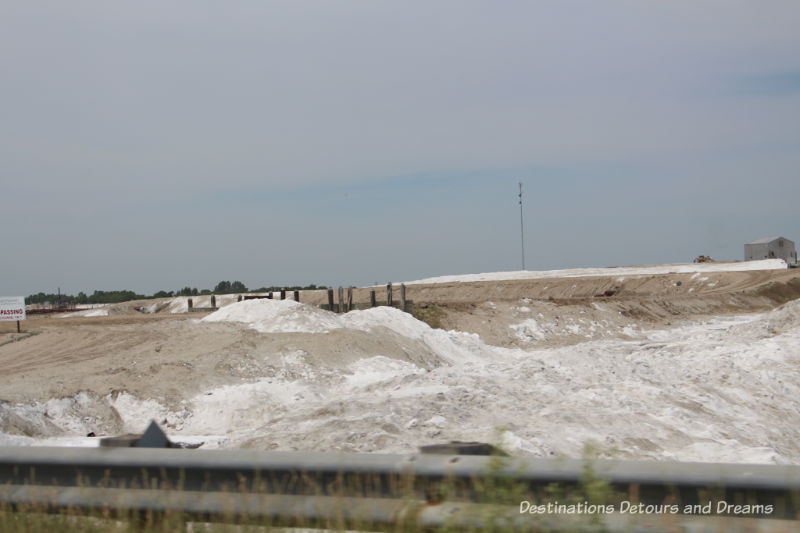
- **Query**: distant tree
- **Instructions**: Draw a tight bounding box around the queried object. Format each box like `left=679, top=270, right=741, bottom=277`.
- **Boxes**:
left=214, top=281, right=232, bottom=294
left=230, top=281, right=248, bottom=293
left=176, top=287, right=194, bottom=296
left=25, top=292, right=46, bottom=305
left=200, top=289, right=211, bottom=295
left=152, top=290, right=173, bottom=298
left=87, top=290, right=143, bottom=304
left=26, top=289, right=165, bottom=305
left=249, top=283, right=326, bottom=293
left=25, top=292, right=80, bottom=306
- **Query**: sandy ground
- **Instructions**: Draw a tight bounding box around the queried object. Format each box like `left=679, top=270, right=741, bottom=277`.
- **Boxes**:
left=1, top=267, right=800, bottom=461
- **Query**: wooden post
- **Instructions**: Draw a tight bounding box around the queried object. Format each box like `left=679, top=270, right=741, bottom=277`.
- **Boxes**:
left=17, top=320, right=20, bottom=333
left=370, top=290, right=376, bottom=307
left=188, top=298, right=193, bottom=310
left=280, top=289, right=286, bottom=300
left=267, top=292, right=273, bottom=299
left=293, top=290, right=299, bottom=302
left=347, top=287, right=353, bottom=312
left=327, top=289, right=334, bottom=310
left=400, top=283, right=406, bottom=311
left=337, top=287, right=344, bottom=313
left=387, top=283, right=393, bottom=307
left=237, top=295, right=242, bottom=302
left=210, top=295, right=216, bottom=308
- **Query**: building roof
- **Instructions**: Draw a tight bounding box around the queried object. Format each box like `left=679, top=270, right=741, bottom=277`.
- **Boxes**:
left=746, top=237, right=793, bottom=245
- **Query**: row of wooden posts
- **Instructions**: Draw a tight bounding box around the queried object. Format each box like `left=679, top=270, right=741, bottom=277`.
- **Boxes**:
left=187, top=290, right=300, bottom=311
left=185, top=284, right=406, bottom=314
left=327, top=283, right=407, bottom=313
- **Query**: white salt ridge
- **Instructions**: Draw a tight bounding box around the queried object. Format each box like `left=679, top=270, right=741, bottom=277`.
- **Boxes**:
left=668, top=442, right=780, bottom=464
left=511, top=316, right=620, bottom=341
left=345, top=356, right=426, bottom=387
left=109, top=393, right=172, bottom=433
left=60, top=308, right=109, bottom=318
left=402, top=259, right=787, bottom=285
left=167, top=297, right=190, bottom=314
left=32, top=436, right=100, bottom=447
left=204, top=301, right=493, bottom=364
left=343, top=306, right=493, bottom=364
left=202, top=299, right=343, bottom=333
left=511, top=318, right=547, bottom=340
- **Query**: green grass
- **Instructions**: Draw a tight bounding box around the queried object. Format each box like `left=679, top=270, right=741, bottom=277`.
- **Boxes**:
left=0, top=330, right=40, bottom=348
left=408, top=303, right=445, bottom=329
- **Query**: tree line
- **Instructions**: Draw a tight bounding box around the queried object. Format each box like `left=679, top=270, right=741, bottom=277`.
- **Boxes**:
left=25, top=281, right=328, bottom=305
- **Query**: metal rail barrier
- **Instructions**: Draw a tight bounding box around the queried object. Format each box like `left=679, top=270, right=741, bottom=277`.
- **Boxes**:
left=1, top=446, right=799, bottom=531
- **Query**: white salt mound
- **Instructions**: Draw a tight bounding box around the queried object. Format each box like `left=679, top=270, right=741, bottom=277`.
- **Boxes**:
left=202, top=299, right=344, bottom=333
left=201, top=300, right=493, bottom=365
left=60, top=308, right=109, bottom=318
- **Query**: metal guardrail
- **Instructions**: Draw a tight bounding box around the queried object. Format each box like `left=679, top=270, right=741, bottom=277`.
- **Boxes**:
left=1, top=446, right=799, bottom=531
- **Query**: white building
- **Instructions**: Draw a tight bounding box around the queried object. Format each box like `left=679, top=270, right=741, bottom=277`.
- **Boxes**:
left=744, top=237, right=796, bottom=264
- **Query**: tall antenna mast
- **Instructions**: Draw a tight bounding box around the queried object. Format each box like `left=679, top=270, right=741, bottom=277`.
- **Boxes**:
left=519, top=182, right=525, bottom=270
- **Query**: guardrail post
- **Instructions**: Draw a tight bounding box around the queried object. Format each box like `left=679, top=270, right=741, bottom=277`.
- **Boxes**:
left=187, top=298, right=193, bottom=310
left=347, top=287, right=353, bottom=312
left=293, top=290, right=299, bottom=302
left=400, top=284, right=406, bottom=311
left=327, top=289, right=334, bottom=311
left=337, top=287, right=344, bottom=313
left=370, top=290, right=376, bottom=307
left=387, top=282, right=393, bottom=307
left=280, top=289, right=286, bottom=300
left=210, top=295, right=216, bottom=309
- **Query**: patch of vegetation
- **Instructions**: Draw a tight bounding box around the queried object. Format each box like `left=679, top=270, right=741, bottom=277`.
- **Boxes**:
left=409, top=302, right=445, bottom=329
left=0, top=330, right=40, bottom=348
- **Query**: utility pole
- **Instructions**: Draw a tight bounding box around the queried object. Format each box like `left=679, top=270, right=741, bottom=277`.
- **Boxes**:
left=519, top=182, right=525, bottom=270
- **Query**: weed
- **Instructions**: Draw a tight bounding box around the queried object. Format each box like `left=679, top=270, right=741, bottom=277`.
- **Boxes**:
left=409, top=303, right=445, bottom=329
left=0, top=331, right=40, bottom=348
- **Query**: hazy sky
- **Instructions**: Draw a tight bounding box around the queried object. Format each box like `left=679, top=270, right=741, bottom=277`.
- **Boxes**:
left=2, top=1, right=799, bottom=296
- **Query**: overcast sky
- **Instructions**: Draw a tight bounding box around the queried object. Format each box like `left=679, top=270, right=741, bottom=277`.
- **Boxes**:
left=2, top=1, right=799, bottom=296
